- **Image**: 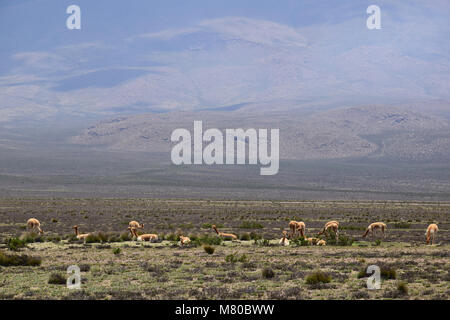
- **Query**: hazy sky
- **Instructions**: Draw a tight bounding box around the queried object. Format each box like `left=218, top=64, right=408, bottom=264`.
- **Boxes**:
left=1, top=0, right=449, bottom=122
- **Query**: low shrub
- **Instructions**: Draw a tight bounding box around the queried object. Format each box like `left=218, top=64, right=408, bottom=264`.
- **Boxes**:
left=305, top=271, right=331, bottom=284
left=249, top=232, right=262, bottom=240
left=225, top=253, right=238, bottom=263
left=397, top=281, right=408, bottom=295
left=239, top=221, right=264, bottom=229
left=393, top=222, right=411, bottom=229
left=5, top=237, right=27, bottom=251
left=203, top=245, right=215, bottom=255
left=357, top=264, right=397, bottom=280
left=0, top=250, right=41, bottom=266
left=262, top=268, right=275, bottom=279
left=48, top=273, right=66, bottom=285
left=291, top=237, right=309, bottom=247
left=239, top=233, right=251, bottom=241
left=113, top=248, right=121, bottom=255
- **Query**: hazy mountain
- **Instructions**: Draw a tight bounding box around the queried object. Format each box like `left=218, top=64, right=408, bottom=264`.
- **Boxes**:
left=72, top=105, right=450, bottom=161
left=1, top=0, right=450, bottom=123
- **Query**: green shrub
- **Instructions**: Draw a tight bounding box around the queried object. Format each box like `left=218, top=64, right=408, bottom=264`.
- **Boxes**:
left=249, top=232, right=262, bottom=240
left=193, top=234, right=222, bottom=246
left=262, top=268, right=275, bottom=279
left=239, top=221, right=264, bottom=229
left=397, top=281, right=408, bottom=295
left=201, top=223, right=212, bottom=229
left=20, top=232, right=43, bottom=243
left=225, top=253, right=238, bottom=263
left=48, top=273, right=66, bottom=285
left=254, top=238, right=271, bottom=246
left=5, top=237, right=27, bottom=251
left=291, top=237, right=309, bottom=246
left=305, top=271, right=331, bottom=284
left=238, top=254, right=248, bottom=263
left=44, top=234, right=62, bottom=243
left=203, top=245, right=215, bottom=255
left=326, top=235, right=355, bottom=246
left=113, top=247, right=122, bottom=255
left=0, top=250, right=41, bottom=266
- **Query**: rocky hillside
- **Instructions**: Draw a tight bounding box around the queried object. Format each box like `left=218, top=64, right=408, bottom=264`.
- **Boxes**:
left=72, top=105, right=450, bottom=161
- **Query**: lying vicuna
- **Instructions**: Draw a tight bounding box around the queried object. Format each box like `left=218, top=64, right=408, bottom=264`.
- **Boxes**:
left=128, top=227, right=158, bottom=242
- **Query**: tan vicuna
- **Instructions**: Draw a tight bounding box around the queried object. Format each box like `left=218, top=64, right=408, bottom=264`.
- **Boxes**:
left=179, top=236, right=191, bottom=246
left=279, top=231, right=289, bottom=246
left=306, top=237, right=318, bottom=245
left=288, top=221, right=306, bottom=239
left=129, top=221, right=144, bottom=229
left=362, top=222, right=387, bottom=239
left=72, top=225, right=90, bottom=240
left=425, top=224, right=438, bottom=245
left=317, top=221, right=339, bottom=240
left=27, top=218, right=44, bottom=234
left=317, top=239, right=326, bottom=246
left=212, top=225, right=238, bottom=240
left=129, top=227, right=158, bottom=242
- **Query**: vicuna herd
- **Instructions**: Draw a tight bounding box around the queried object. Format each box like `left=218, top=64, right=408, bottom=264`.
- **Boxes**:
left=25, top=218, right=441, bottom=246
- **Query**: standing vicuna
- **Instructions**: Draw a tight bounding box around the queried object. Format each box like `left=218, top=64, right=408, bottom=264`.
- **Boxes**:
left=27, top=218, right=44, bottom=234
left=362, top=222, right=387, bottom=239
left=212, top=225, right=238, bottom=241
left=317, top=221, right=339, bottom=240
left=425, top=224, right=438, bottom=245
left=128, top=227, right=158, bottom=242
left=72, top=225, right=90, bottom=240
left=129, top=221, right=144, bottom=229
left=288, top=221, right=305, bottom=239
left=279, top=231, right=289, bottom=246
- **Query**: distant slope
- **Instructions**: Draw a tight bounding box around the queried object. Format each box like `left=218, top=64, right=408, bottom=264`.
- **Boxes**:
left=72, top=105, right=450, bottom=161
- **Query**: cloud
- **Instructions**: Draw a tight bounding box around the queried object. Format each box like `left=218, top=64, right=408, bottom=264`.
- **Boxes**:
left=11, top=51, right=71, bottom=73
left=199, top=17, right=307, bottom=48
left=127, top=27, right=201, bottom=41
left=128, top=17, right=307, bottom=48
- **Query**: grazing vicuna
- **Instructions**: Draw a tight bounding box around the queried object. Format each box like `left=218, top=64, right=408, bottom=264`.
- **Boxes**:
left=129, top=227, right=158, bottom=242
left=279, top=231, right=289, bottom=246
left=425, top=224, right=438, bottom=245
left=317, top=221, right=339, bottom=240
left=72, top=225, right=90, bottom=240
left=212, top=225, right=238, bottom=240
left=179, top=236, right=191, bottom=246
left=288, top=221, right=305, bottom=239
left=362, top=222, right=387, bottom=239
left=27, top=218, right=44, bottom=234
left=129, top=221, right=144, bottom=229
